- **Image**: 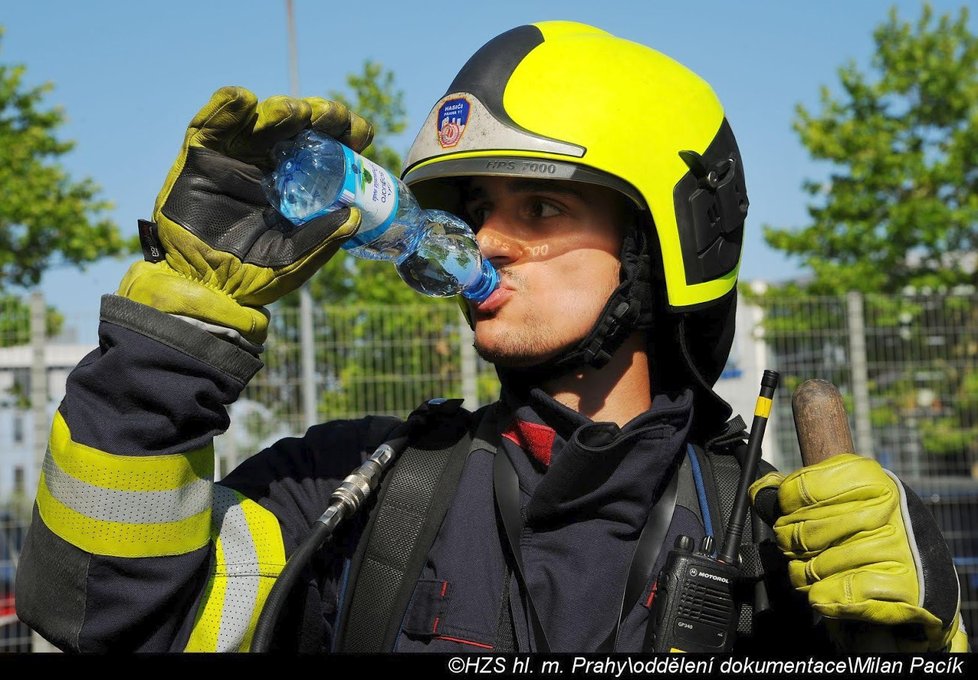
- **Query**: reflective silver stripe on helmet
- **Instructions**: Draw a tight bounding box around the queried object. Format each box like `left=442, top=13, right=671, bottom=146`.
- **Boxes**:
left=403, top=156, right=648, bottom=211
left=403, top=92, right=585, bottom=172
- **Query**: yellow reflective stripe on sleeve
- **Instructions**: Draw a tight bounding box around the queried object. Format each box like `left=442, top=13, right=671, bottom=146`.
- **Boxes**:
left=36, top=412, right=214, bottom=558
left=36, top=468, right=212, bottom=558
left=185, top=485, right=287, bottom=653
left=48, top=412, right=213, bottom=491
left=42, top=447, right=211, bottom=525
left=238, top=492, right=288, bottom=652
left=184, top=535, right=230, bottom=653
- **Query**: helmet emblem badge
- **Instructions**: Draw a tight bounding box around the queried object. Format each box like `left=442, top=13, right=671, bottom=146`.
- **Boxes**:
left=437, top=97, right=471, bottom=148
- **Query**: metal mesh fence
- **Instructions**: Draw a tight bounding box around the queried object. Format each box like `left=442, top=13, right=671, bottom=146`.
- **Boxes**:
left=0, top=295, right=35, bottom=651
left=758, top=294, right=978, bottom=478
left=1, top=291, right=976, bottom=650
left=758, top=292, right=978, bottom=642
left=214, top=303, right=500, bottom=475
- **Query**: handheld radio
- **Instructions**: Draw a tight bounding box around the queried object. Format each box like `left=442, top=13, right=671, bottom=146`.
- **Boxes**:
left=644, top=370, right=779, bottom=652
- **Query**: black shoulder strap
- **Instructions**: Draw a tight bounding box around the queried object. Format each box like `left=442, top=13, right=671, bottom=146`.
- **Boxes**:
left=692, top=415, right=778, bottom=638
left=337, top=400, right=498, bottom=652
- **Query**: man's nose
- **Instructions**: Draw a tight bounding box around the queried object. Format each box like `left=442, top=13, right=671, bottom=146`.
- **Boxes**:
left=475, top=214, right=522, bottom=265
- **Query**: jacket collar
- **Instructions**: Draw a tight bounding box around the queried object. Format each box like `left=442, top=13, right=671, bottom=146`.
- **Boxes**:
left=498, top=387, right=694, bottom=529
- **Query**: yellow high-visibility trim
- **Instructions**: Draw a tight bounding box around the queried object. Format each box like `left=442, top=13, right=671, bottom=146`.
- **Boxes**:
left=184, top=489, right=286, bottom=653
left=239, top=495, right=287, bottom=652
left=407, top=148, right=587, bottom=167
left=949, top=614, right=969, bottom=652
left=49, top=412, right=213, bottom=492
left=184, top=537, right=229, bottom=652
left=36, top=469, right=211, bottom=557
left=754, top=396, right=773, bottom=419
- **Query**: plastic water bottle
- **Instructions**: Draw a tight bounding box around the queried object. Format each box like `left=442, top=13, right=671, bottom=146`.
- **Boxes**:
left=263, top=130, right=498, bottom=302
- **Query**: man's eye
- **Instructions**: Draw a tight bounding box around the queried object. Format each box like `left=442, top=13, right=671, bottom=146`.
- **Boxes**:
left=529, top=200, right=561, bottom=219
left=466, top=205, right=489, bottom=228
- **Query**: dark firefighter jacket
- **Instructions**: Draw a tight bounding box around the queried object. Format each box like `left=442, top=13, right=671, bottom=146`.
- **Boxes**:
left=15, top=295, right=821, bottom=653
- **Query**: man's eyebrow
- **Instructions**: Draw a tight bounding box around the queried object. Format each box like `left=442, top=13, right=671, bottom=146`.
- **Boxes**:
left=507, top=178, right=585, bottom=199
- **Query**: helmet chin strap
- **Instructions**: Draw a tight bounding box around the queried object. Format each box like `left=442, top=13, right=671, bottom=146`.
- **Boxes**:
left=495, top=226, right=654, bottom=390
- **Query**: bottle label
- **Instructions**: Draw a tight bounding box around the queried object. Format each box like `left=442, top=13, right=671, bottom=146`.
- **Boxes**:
left=339, top=145, right=400, bottom=247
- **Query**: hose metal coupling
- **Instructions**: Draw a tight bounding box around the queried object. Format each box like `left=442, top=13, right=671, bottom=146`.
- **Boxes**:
left=319, top=443, right=397, bottom=531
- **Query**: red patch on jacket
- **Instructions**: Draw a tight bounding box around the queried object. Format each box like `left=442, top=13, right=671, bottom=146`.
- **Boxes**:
left=502, top=419, right=557, bottom=467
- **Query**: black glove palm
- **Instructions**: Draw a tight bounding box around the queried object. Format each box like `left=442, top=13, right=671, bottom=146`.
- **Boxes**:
left=119, top=86, right=373, bottom=344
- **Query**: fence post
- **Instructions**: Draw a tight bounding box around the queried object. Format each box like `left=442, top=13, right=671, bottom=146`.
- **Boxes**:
left=300, top=289, right=317, bottom=430
left=846, top=291, right=875, bottom=460
left=29, top=291, right=59, bottom=652
left=459, top=318, right=479, bottom=410
left=29, top=292, right=47, bottom=495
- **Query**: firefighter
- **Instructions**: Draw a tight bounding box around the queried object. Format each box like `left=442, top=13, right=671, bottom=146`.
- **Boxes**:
left=15, top=21, right=966, bottom=653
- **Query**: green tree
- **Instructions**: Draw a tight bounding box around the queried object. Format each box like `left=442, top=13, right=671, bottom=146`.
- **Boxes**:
left=0, top=26, right=135, bottom=348
left=0, top=27, right=133, bottom=292
left=759, top=3, right=977, bottom=295
left=748, top=4, right=978, bottom=475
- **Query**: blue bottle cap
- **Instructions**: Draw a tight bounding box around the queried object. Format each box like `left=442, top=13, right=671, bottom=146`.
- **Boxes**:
left=461, top=259, right=499, bottom=302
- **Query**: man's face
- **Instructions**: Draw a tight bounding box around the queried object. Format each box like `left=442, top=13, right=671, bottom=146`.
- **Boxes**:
left=464, top=176, right=626, bottom=368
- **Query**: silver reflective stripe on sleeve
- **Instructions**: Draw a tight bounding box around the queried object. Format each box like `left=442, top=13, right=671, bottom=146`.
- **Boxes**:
left=185, top=484, right=287, bottom=652
left=36, top=412, right=214, bottom=557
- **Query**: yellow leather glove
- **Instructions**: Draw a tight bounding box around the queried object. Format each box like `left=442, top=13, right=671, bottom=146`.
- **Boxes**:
left=118, top=86, right=373, bottom=345
left=750, top=454, right=966, bottom=652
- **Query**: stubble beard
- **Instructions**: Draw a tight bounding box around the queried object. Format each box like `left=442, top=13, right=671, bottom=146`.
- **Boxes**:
left=472, top=270, right=574, bottom=368
left=473, top=313, right=565, bottom=368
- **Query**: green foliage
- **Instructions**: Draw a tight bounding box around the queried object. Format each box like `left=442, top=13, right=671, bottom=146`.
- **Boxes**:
left=760, top=4, right=978, bottom=296
left=0, top=25, right=135, bottom=355
left=330, top=60, right=406, bottom=173
left=751, top=5, right=978, bottom=470
left=0, top=294, right=63, bottom=347
left=0, top=26, right=135, bottom=291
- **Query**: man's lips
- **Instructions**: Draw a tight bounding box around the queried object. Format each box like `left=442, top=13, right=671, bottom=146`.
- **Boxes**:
left=474, top=285, right=513, bottom=314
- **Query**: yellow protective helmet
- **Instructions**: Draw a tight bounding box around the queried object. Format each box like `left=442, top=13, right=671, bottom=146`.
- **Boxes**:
left=402, top=20, right=747, bottom=312
left=402, top=21, right=748, bottom=428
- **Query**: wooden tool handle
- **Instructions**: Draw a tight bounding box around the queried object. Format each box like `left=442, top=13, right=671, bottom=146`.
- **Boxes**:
left=791, top=379, right=855, bottom=466
left=790, top=379, right=901, bottom=652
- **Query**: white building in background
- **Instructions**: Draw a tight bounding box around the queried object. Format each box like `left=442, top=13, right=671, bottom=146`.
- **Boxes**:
left=712, top=283, right=785, bottom=470
left=0, top=343, right=93, bottom=499
left=0, top=339, right=289, bottom=498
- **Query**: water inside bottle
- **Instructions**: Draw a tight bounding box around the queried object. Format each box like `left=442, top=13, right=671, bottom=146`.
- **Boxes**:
left=264, top=134, right=346, bottom=225
left=395, top=211, right=496, bottom=300
left=264, top=132, right=499, bottom=301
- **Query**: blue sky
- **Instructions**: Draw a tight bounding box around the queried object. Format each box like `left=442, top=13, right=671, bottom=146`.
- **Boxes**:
left=2, top=0, right=975, bottom=333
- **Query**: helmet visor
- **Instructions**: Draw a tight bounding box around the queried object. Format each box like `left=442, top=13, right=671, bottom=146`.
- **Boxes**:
left=404, top=155, right=647, bottom=216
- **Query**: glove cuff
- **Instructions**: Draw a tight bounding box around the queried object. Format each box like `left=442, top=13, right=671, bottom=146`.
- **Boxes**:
left=119, top=261, right=270, bottom=344
left=171, top=314, right=265, bottom=355
left=100, top=294, right=263, bottom=384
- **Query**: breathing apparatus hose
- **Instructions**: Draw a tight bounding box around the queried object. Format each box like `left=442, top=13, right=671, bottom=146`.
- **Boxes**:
left=251, top=427, right=414, bottom=652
